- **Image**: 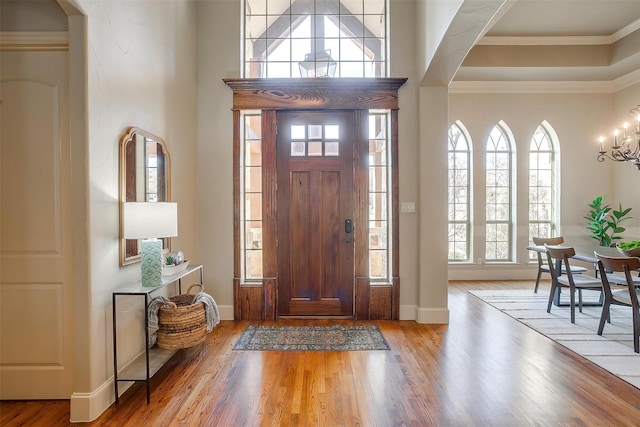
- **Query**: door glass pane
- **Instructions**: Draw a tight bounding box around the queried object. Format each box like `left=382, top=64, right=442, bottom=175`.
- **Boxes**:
left=245, top=166, right=262, bottom=192
left=291, top=141, right=305, bottom=156
left=325, top=125, right=339, bottom=139
left=291, top=125, right=305, bottom=139
left=308, top=141, right=322, bottom=156
left=308, top=125, right=322, bottom=139
left=325, top=141, right=339, bottom=156
left=245, top=193, right=262, bottom=220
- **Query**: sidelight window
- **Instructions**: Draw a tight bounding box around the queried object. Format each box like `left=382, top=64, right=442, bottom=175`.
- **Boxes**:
left=241, top=112, right=263, bottom=281
left=369, top=111, right=391, bottom=281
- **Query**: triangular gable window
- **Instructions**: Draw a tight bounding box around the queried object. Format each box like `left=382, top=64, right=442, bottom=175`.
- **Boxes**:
left=244, top=0, right=387, bottom=78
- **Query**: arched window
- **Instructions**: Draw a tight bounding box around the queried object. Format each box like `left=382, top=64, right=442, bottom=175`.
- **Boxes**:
left=528, top=122, right=558, bottom=259
left=243, top=0, right=388, bottom=78
left=448, top=122, right=472, bottom=262
left=485, top=122, right=514, bottom=262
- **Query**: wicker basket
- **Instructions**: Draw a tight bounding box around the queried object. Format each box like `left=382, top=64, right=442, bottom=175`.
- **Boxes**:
left=156, top=284, right=207, bottom=350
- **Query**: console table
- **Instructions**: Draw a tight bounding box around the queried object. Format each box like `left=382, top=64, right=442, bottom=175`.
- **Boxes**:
left=112, top=264, right=203, bottom=404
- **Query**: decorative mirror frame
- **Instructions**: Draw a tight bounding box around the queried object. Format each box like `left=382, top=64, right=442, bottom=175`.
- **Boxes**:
left=119, top=126, right=172, bottom=266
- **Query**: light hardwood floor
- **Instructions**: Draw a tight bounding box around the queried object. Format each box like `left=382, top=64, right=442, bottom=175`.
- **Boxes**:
left=2, top=280, right=640, bottom=426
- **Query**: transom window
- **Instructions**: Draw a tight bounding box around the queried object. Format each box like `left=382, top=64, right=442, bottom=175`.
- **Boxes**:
left=243, top=0, right=388, bottom=78
left=485, top=122, right=514, bottom=262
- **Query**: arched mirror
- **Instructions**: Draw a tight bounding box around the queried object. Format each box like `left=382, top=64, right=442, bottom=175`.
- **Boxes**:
left=119, top=127, right=171, bottom=266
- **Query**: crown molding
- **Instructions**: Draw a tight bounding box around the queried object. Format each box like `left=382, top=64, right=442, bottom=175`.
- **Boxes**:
left=613, top=17, right=640, bottom=42
left=477, top=35, right=610, bottom=46
left=449, top=68, right=640, bottom=94
left=448, top=80, right=615, bottom=94
left=613, top=68, right=640, bottom=91
left=478, top=18, right=640, bottom=47
left=0, top=31, right=68, bottom=52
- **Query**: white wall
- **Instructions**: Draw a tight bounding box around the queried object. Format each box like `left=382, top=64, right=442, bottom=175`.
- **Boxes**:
left=70, top=0, right=198, bottom=421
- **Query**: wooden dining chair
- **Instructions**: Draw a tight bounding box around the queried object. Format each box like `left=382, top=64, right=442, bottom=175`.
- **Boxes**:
left=596, top=254, right=640, bottom=353
left=545, top=245, right=603, bottom=323
left=532, top=236, right=587, bottom=293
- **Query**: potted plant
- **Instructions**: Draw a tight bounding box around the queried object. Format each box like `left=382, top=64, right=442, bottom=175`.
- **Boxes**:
left=583, top=196, right=632, bottom=247
left=617, top=240, right=640, bottom=257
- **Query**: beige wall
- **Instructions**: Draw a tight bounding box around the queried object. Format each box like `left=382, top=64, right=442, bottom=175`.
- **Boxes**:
left=391, top=0, right=421, bottom=316
left=448, top=85, right=640, bottom=280
left=415, top=0, right=463, bottom=80
left=196, top=0, right=239, bottom=309
left=69, top=0, right=198, bottom=421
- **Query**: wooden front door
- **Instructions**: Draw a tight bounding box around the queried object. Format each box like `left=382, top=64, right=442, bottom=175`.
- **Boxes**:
left=276, top=111, right=355, bottom=316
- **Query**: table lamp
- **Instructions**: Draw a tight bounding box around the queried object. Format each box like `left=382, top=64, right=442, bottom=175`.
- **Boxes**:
left=123, top=202, right=178, bottom=287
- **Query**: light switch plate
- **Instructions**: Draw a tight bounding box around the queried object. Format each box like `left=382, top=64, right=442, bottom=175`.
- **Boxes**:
left=401, top=202, right=416, bottom=213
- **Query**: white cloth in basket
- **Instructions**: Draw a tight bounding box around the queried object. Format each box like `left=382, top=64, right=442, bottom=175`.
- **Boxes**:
left=193, top=291, right=220, bottom=332
left=147, top=296, right=170, bottom=347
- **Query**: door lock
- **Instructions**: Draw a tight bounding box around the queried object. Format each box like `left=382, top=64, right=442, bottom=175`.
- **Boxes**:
left=345, top=219, right=353, bottom=234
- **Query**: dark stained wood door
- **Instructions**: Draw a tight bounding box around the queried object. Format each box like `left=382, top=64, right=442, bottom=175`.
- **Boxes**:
left=276, top=111, right=355, bottom=316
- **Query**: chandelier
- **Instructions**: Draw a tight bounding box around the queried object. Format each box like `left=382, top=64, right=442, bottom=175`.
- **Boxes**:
left=597, top=104, right=640, bottom=170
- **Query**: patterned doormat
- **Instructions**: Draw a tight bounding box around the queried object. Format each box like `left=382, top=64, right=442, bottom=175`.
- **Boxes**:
left=233, top=325, right=390, bottom=351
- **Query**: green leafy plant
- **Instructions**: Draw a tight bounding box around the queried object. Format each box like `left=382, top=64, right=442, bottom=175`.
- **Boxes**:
left=164, top=255, right=175, bottom=266
left=583, top=196, right=632, bottom=247
left=618, top=240, right=640, bottom=250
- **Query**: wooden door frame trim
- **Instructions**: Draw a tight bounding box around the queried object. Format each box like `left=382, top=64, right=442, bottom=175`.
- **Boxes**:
left=226, top=78, right=407, bottom=320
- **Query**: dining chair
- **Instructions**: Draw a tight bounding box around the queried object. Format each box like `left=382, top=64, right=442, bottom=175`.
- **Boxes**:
left=545, top=245, right=603, bottom=323
left=532, top=236, right=587, bottom=293
left=595, top=254, right=640, bottom=353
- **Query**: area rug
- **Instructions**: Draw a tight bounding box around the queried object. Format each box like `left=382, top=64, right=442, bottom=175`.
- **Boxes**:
left=469, top=289, right=640, bottom=389
left=233, top=325, right=390, bottom=351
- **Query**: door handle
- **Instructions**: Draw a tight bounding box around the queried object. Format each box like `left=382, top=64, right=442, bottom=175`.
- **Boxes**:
left=345, top=219, right=353, bottom=234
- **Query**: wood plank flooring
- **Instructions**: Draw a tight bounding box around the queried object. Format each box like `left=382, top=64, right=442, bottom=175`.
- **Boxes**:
left=3, top=280, right=640, bottom=426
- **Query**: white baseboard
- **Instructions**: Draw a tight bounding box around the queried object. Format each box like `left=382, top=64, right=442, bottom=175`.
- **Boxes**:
left=218, top=304, right=234, bottom=320
left=399, top=304, right=449, bottom=324
left=70, top=305, right=234, bottom=422
left=416, top=307, right=450, bottom=324
left=70, top=377, right=132, bottom=422
left=399, top=304, right=417, bottom=320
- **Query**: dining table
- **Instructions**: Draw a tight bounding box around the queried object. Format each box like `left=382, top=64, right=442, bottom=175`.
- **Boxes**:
left=526, top=244, right=624, bottom=306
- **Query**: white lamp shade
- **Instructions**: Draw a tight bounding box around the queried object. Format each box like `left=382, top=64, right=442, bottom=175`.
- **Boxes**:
left=123, top=202, right=178, bottom=239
